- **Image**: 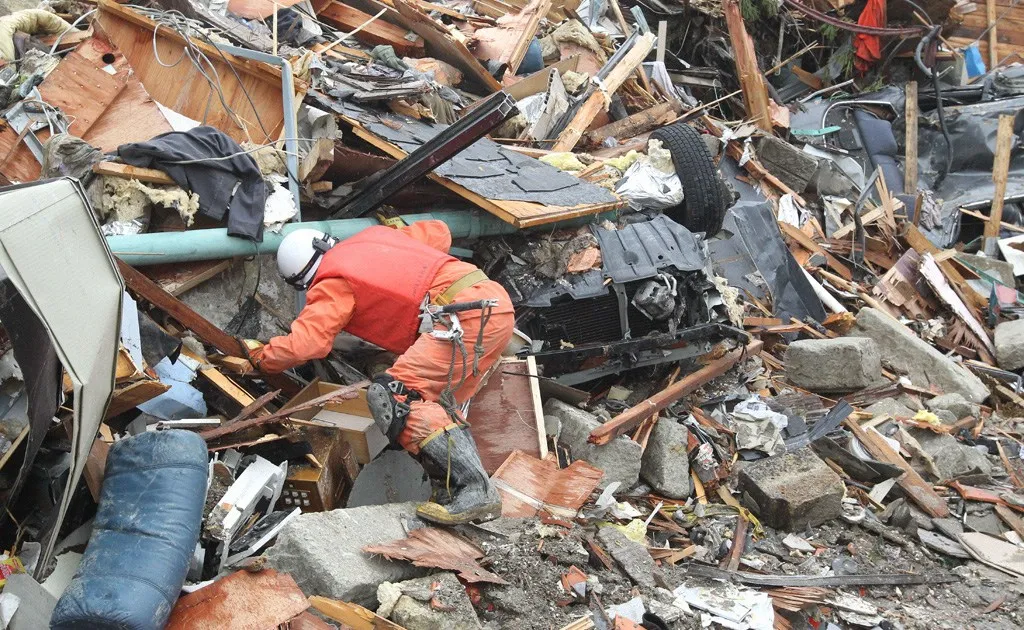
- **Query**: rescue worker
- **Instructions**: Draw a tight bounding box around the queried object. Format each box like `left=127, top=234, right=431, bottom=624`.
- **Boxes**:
left=249, top=220, right=515, bottom=525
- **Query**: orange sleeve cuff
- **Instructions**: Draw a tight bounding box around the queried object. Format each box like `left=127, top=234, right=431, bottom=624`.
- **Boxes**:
left=257, top=278, right=356, bottom=373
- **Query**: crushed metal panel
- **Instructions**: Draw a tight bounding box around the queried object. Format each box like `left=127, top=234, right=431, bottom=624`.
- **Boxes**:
left=364, top=527, right=508, bottom=584
left=595, top=214, right=709, bottom=284
left=0, top=178, right=123, bottom=572
left=165, top=569, right=309, bottom=629
left=490, top=450, right=603, bottom=518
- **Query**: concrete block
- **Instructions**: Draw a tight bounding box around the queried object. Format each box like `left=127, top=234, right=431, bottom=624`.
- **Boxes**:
left=347, top=450, right=431, bottom=508
left=925, top=393, right=979, bottom=420
left=596, top=526, right=657, bottom=588
left=640, top=419, right=692, bottom=499
left=265, top=502, right=427, bottom=607
left=995, top=319, right=1024, bottom=371
left=545, top=399, right=641, bottom=490
left=385, top=573, right=481, bottom=630
left=850, top=308, right=989, bottom=403
left=738, top=447, right=844, bottom=530
left=911, top=429, right=993, bottom=481
left=785, top=338, right=881, bottom=392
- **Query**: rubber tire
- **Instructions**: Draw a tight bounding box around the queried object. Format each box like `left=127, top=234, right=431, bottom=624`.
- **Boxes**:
left=650, top=122, right=729, bottom=236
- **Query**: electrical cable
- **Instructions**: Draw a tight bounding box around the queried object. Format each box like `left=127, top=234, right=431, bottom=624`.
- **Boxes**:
left=915, top=25, right=953, bottom=189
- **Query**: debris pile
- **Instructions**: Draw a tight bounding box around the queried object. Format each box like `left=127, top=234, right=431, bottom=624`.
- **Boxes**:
left=0, top=0, right=1021, bottom=627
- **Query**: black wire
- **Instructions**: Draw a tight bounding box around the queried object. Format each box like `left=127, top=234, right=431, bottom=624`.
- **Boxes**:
left=914, top=26, right=953, bottom=189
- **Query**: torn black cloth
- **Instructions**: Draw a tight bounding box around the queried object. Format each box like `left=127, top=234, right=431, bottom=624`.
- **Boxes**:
left=118, top=126, right=267, bottom=241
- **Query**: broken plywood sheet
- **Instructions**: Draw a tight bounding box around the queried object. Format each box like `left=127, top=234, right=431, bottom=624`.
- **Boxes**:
left=394, top=0, right=502, bottom=92
left=491, top=450, right=604, bottom=518
left=471, top=0, right=552, bottom=75
left=470, top=357, right=547, bottom=474
left=165, top=569, right=309, bottom=629
left=335, top=100, right=623, bottom=227
left=96, top=0, right=303, bottom=144
left=364, top=527, right=508, bottom=584
left=0, top=35, right=173, bottom=184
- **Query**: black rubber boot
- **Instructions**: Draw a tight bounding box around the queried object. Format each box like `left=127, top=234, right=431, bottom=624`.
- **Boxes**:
left=416, top=426, right=502, bottom=525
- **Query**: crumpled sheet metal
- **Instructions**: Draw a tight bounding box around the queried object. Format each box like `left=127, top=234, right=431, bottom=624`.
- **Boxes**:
left=917, top=96, right=1024, bottom=247
left=364, top=527, right=508, bottom=584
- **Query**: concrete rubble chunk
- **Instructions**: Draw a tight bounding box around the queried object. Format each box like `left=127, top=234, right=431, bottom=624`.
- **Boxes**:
left=850, top=308, right=990, bottom=403
left=925, top=393, right=980, bottom=421
left=595, top=526, right=657, bottom=588
left=737, top=447, right=845, bottom=530
left=910, top=429, right=993, bottom=481
left=640, top=419, right=693, bottom=499
left=785, top=338, right=881, bottom=392
left=264, top=502, right=427, bottom=607
left=384, top=572, right=482, bottom=630
left=545, top=398, right=641, bottom=489
left=864, top=397, right=915, bottom=419
left=994, top=319, right=1024, bottom=371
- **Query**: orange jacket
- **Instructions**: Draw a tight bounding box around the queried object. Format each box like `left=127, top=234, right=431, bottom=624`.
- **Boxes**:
left=252, top=221, right=509, bottom=373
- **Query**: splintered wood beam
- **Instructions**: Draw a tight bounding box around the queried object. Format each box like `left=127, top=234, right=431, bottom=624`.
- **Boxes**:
left=551, top=32, right=656, bottom=152
left=116, top=259, right=301, bottom=395
left=588, top=340, right=762, bottom=445
left=844, top=418, right=951, bottom=518
left=723, top=0, right=772, bottom=131
left=904, top=81, right=918, bottom=193
left=584, top=100, right=681, bottom=147
left=985, top=114, right=1015, bottom=243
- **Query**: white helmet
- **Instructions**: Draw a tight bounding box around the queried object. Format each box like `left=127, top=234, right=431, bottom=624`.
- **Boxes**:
left=277, top=229, right=338, bottom=289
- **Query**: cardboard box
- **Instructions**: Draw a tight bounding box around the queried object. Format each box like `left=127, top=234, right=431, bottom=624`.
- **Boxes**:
left=286, top=379, right=387, bottom=464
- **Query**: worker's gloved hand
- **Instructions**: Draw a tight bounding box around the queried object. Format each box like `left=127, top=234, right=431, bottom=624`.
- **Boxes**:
left=236, top=338, right=264, bottom=373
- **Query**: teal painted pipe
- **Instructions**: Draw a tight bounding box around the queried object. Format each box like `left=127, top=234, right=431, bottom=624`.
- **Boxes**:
left=106, top=211, right=524, bottom=266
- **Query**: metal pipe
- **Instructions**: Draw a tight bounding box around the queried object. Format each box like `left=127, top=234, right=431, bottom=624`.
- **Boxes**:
left=107, top=211, right=527, bottom=266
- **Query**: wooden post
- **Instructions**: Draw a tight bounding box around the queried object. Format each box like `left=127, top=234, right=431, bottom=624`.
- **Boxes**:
left=904, top=81, right=918, bottom=193
left=656, top=20, right=667, bottom=63
left=722, top=0, right=772, bottom=131
left=987, top=0, right=998, bottom=69
left=984, top=114, right=1015, bottom=254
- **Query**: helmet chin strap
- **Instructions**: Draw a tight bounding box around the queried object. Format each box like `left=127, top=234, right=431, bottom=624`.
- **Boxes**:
left=284, top=234, right=337, bottom=289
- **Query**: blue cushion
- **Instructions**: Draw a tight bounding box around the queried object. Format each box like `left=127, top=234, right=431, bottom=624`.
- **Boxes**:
left=51, top=430, right=208, bottom=630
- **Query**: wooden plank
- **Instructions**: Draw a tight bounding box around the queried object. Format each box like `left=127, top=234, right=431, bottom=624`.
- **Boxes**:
left=844, top=419, right=950, bottom=518
left=469, top=358, right=546, bottom=474
left=903, top=223, right=989, bottom=313
left=988, top=0, right=999, bottom=68
left=778, top=221, right=853, bottom=280
left=315, top=0, right=424, bottom=57
left=995, top=504, right=1024, bottom=538
left=309, top=596, right=406, bottom=630
left=393, top=0, right=501, bottom=93
left=93, top=161, right=176, bottom=185
left=723, top=0, right=772, bottom=131
left=551, top=32, right=656, bottom=152
left=588, top=340, right=763, bottom=445
left=584, top=101, right=681, bottom=147
left=471, top=0, right=552, bottom=75
left=105, top=379, right=172, bottom=418
left=904, top=81, right=918, bottom=193
left=142, top=259, right=232, bottom=296
left=117, top=258, right=300, bottom=395
left=199, top=385, right=362, bottom=441
left=985, top=114, right=1015, bottom=242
